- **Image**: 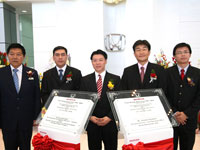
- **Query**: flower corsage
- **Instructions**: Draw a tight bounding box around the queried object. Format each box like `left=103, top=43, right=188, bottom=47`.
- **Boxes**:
left=66, top=71, right=72, bottom=83
left=149, top=69, right=157, bottom=83
left=107, top=79, right=114, bottom=90
left=27, top=70, right=34, bottom=80
left=187, top=77, right=195, bottom=87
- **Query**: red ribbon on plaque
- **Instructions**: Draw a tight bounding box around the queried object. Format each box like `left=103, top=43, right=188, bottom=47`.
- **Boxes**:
left=122, top=138, right=173, bottom=150
left=32, top=133, right=80, bottom=150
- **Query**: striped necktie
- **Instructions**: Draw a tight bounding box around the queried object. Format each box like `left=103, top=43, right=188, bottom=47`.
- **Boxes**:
left=97, top=74, right=102, bottom=99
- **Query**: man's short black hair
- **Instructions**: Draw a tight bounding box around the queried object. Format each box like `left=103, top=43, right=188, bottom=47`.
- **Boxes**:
left=132, top=40, right=151, bottom=52
left=90, top=49, right=107, bottom=60
left=173, top=42, right=192, bottom=56
left=53, top=46, right=68, bottom=55
left=7, top=43, right=26, bottom=56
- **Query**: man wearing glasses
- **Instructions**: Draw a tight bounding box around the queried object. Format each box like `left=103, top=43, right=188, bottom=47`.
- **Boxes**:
left=166, top=42, right=200, bottom=150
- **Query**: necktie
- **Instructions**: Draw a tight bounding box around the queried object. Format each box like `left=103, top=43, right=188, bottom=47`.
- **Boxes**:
left=13, top=69, right=19, bottom=93
left=181, top=69, right=185, bottom=80
left=140, top=67, right=145, bottom=83
left=97, top=74, right=102, bottom=99
left=59, top=69, right=63, bottom=80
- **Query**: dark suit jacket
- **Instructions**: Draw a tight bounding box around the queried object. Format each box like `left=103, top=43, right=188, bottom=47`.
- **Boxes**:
left=80, top=71, right=120, bottom=121
left=166, top=65, right=200, bottom=129
left=120, top=62, right=166, bottom=92
left=0, top=65, right=41, bottom=130
left=41, top=66, right=82, bottom=106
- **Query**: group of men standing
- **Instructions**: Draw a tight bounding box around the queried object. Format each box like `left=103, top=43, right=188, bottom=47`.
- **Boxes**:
left=0, top=40, right=199, bottom=150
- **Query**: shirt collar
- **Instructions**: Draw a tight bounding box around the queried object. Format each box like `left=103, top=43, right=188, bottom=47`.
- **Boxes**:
left=10, top=64, right=23, bottom=73
left=56, top=65, right=67, bottom=72
left=95, top=70, right=106, bottom=79
left=177, top=64, right=189, bottom=74
left=138, top=62, right=148, bottom=72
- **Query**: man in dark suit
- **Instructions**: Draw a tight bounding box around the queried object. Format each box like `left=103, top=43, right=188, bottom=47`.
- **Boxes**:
left=121, top=40, right=166, bottom=91
left=41, top=46, right=82, bottom=106
left=0, top=43, right=41, bottom=150
left=166, top=43, right=200, bottom=150
left=80, top=50, right=120, bottom=150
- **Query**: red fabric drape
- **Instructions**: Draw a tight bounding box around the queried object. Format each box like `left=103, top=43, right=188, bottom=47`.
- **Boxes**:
left=122, top=138, right=173, bottom=150
left=32, top=133, right=80, bottom=150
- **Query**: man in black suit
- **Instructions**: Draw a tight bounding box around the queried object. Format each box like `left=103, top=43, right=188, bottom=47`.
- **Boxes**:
left=80, top=50, right=120, bottom=150
left=121, top=40, right=166, bottom=91
left=0, top=43, right=41, bottom=150
left=41, top=46, right=82, bottom=106
left=166, top=43, right=200, bottom=150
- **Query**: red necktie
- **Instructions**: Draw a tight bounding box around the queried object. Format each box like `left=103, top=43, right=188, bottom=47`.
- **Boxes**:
left=97, top=75, right=102, bottom=99
left=181, top=69, right=185, bottom=80
left=140, top=67, right=145, bottom=83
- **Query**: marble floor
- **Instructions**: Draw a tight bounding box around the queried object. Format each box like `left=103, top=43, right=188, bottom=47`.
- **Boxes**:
left=0, top=129, right=199, bottom=150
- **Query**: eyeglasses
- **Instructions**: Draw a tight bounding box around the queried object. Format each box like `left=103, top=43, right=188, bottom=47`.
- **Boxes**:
left=175, top=51, right=190, bottom=55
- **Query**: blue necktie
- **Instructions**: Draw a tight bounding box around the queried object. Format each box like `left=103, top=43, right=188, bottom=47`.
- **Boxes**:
left=13, top=68, right=19, bottom=93
left=59, top=69, right=63, bottom=80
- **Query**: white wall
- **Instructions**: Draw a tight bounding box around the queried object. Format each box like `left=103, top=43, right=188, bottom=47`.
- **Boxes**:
left=32, top=0, right=103, bottom=75
left=33, top=0, right=200, bottom=76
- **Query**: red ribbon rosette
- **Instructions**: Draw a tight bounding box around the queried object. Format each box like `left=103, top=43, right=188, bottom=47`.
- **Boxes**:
left=32, top=133, right=80, bottom=150
left=122, top=138, right=173, bottom=150
left=66, top=74, right=72, bottom=78
left=122, top=142, right=144, bottom=150
left=150, top=73, right=157, bottom=78
left=32, top=133, right=53, bottom=150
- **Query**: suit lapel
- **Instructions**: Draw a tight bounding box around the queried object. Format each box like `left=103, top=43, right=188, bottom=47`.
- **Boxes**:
left=7, top=66, right=18, bottom=94
left=135, top=64, right=142, bottom=87
left=91, top=72, right=97, bottom=92
left=102, top=72, right=109, bottom=95
left=185, top=65, right=192, bottom=81
left=63, top=66, right=71, bottom=82
left=19, top=65, right=27, bottom=94
left=52, top=67, right=60, bottom=82
left=142, top=63, right=152, bottom=86
left=173, top=65, right=184, bottom=82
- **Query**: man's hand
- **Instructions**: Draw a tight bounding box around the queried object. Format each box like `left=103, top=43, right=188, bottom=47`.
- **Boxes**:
left=96, top=116, right=111, bottom=126
left=175, top=111, right=188, bottom=125
left=90, top=116, right=100, bottom=124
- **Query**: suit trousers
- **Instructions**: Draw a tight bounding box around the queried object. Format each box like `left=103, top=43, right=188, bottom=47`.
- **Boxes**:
left=2, top=127, right=33, bottom=150
left=87, top=121, right=118, bottom=150
left=173, top=126, right=195, bottom=150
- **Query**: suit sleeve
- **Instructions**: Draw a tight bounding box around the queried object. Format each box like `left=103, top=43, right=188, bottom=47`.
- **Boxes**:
left=73, top=70, right=82, bottom=90
left=41, top=72, right=49, bottom=107
left=120, top=69, right=128, bottom=90
left=166, top=69, right=177, bottom=113
left=158, top=67, right=167, bottom=94
left=184, top=70, right=200, bottom=118
left=34, top=71, right=42, bottom=120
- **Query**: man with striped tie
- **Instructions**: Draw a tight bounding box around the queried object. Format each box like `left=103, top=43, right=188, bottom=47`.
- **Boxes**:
left=80, top=50, right=120, bottom=150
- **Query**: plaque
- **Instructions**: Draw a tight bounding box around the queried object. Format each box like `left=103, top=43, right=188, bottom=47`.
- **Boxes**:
left=36, top=90, right=98, bottom=144
left=107, top=89, right=178, bottom=145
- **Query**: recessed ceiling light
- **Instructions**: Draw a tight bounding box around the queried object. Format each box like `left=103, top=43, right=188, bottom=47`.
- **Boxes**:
left=21, top=10, right=27, bottom=13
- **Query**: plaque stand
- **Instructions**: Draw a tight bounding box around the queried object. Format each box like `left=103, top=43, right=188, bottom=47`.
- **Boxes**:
left=107, top=89, right=178, bottom=149
left=33, top=90, right=98, bottom=149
